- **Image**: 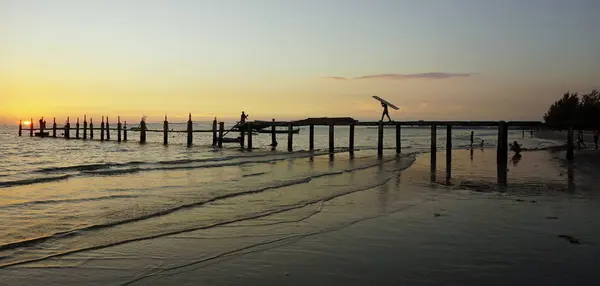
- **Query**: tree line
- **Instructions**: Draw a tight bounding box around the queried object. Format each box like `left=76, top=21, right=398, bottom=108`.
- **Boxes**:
left=544, top=90, right=600, bottom=129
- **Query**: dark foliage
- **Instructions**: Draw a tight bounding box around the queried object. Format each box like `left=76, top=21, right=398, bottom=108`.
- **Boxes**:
left=544, top=90, right=600, bottom=129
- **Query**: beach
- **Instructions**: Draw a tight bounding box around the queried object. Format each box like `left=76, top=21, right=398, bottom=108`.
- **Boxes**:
left=1, top=125, right=600, bottom=285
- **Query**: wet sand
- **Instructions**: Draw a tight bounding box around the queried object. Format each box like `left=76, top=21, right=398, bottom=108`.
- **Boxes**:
left=2, top=149, right=600, bottom=285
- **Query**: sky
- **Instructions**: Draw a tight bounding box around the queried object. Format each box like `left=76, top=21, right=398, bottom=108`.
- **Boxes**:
left=1, top=0, right=599, bottom=124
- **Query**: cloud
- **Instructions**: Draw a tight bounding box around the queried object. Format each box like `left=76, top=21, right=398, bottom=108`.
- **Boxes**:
left=324, top=72, right=474, bottom=81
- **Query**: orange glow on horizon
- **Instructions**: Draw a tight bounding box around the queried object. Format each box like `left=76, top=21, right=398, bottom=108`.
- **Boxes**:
left=23, top=121, right=31, bottom=126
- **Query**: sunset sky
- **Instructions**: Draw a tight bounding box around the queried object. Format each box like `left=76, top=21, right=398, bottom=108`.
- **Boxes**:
left=1, top=0, right=598, bottom=124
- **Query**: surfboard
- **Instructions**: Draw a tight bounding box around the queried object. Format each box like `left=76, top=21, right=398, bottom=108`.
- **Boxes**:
left=372, top=96, right=399, bottom=110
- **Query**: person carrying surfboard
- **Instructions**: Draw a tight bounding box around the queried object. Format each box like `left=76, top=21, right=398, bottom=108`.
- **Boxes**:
left=380, top=102, right=392, bottom=122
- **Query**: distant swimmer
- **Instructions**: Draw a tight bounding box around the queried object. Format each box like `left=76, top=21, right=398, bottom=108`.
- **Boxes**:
left=470, top=131, right=474, bottom=147
left=510, top=140, right=522, bottom=155
left=380, top=103, right=392, bottom=122
left=240, top=111, right=249, bottom=124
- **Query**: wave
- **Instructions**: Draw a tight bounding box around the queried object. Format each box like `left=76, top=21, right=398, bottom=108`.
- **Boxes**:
left=0, top=194, right=140, bottom=209
left=0, top=175, right=72, bottom=188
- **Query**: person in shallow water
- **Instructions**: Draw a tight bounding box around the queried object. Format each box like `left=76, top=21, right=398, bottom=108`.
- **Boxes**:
left=510, top=140, right=522, bottom=155
left=380, top=103, right=391, bottom=122
left=470, top=131, right=474, bottom=147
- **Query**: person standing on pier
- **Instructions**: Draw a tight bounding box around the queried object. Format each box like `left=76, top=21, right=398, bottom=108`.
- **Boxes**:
left=380, top=103, right=391, bottom=122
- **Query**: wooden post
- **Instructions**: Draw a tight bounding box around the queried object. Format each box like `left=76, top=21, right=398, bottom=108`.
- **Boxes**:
left=123, top=121, right=127, bottom=142
left=309, top=124, right=314, bottom=151
left=65, top=117, right=70, bottom=139
left=431, top=124, right=437, bottom=167
left=186, top=113, right=192, bottom=147
left=29, top=117, right=34, bottom=137
left=76, top=117, right=80, bottom=139
left=50, top=118, right=55, bottom=137
left=271, top=118, right=276, bottom=147
left=377, top=121, right=384, bottom=157
left=83, top=115, right=88, bottom=140
left=117, top=116, right=122, bottom=142
left=212, top=118, right=217, bottom=146
left=329, top=124, right=334, bottom=154
left=106, top=117, right=110, bottom=141
left=140, top=119, right=147, bottom=144
left=497, top=121, right=508, bottom=185
left=89, top=118, right=94, bottom=139
left=247, top=122, right=253, bottom=151
left=446, top=125, right=452, bottom=175
left=288, top=122, right=293, bottom=152
left=163, top=115, right=168, bottom=145
left=567, top=126, right=574, bottom=161
left=218, top=122, right=224, bottom=148
left=349, top=124, right=355, bottom=156
left=395, top=124, right=401, bottom=154
left=18, top=120, right=22, bottom=136
left=100, top=116, right=105, bottom=141
left=240, top=123, right=245, bottom=149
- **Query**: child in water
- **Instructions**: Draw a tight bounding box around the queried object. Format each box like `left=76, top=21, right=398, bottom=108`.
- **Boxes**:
left=510, top=141, right=522, bottom=155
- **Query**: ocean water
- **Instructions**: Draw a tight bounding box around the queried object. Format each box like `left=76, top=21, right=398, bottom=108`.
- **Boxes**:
left=0, top=123, right=567, bottom=281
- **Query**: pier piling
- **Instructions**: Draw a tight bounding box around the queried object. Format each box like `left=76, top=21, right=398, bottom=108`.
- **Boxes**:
left=247, top=122, right=253, bottom=151
left=100, top=116, right=105, bottom=141
left=76, top=118, right=80, bottom=139
left=65, top=117, right=70, bottom=139
left=18, top=120, right=22, bottom=136
left=396, top=124, right=401, bottom=154
left=163, top=115, right=168, bottom=145
left=329, top=124, right=334, bottom=154
left=567, top=126, right=574, bottom=161
left=288, top=122, right=293, bottom=152
left=446, top=125, right=452, bottom=176
left=186, top=113, right=192, bottom=147
left=240, top=124, right=245, bottom=149
left=106, top=117, right=110, bottom=141
left=497, top=121, right=508, bottom=186
left=212, top=118, right=218, bottom=146
left=377, top=121, right=383, bottom=157
left=89, top=118, right=94, bottom=139
left=117, top=116, right=122, bottom=142
left=30, top=118, right=33, bottom=137
left=349, top=124, right=355, bottom=156
left=309, top=125, right=314, bottom=151
left=83, top=115, right=88, bottom=140
left=123, top=121, right=127, bottom=142
left=218, top=122, right=224, bottom=148
left=271, top=118, right=276, bottom=147
left=52, top=118, right=57, bottom=138
left=431, top=124, right=437, bottom=167
left=140, top=119, right=147, bottom=144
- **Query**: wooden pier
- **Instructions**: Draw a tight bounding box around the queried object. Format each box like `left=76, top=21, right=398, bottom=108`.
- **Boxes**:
left=18, top=115, right=559, bottom=186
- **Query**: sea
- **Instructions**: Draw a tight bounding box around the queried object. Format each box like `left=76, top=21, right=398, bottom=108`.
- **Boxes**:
left=3, top=122, right=598, bottom=285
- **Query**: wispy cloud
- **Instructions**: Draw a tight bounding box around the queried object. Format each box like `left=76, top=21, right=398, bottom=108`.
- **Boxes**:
left=324, top=72, right=474, bottom=81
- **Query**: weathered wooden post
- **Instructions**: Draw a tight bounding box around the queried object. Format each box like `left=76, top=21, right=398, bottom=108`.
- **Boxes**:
left=446, top=125, right=452, bottom=175
left=76, top=117, right=80, bottom=139
left=83, top=115, right=88, bottom=140
left=186, top=113, right=192, bottom=147
left=288, top=122, right=293, bottom=152
left=212, top=118, right=218, bottom=146
left=65, top=117, right=71, bottom=139
left=100, top=116, right=105, bottom=141
left=123, top=121, right=127, bottom=142
left=218, top=122, right=224, bottom=148
left=18, top=120, right=22, bottom=136
left=240, top=122, right=245, bottom=149
left=329, top=124, right=334, bottom=154
left=349, top=124, right=355, bottom=156
left=140, top=118, right=147, bottom=144
left=431, top=124, right=437, bottom=167
left=271, top=118, right=276, bottom=147
left=247, top=122, right=253, bottom=151
left=89, top=118, right=94, bottom=139
left=567, top=126, right=574, bottom=161
left=106, top=117, right=110, bottom=141
left=309, top=124, right=315, bottom=151
left=29, top=117, right=34, bottom=137
left=396, top=124, right=401, bottom=154
left=117, top=116, right=122, bottom=143
left=377, top=121, right=384, bottom=157
left=163, top=115, right=168, bottom=145
left=497, top=121, right=508, bottom=186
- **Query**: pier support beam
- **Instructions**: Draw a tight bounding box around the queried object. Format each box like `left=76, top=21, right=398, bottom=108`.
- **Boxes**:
left=65, top=117, right=71, bottom=139
left=567, top=126, right=574, bottom=161
left=247, top=123, right=253, bottom=151
left=288, top=122, right=293, bottom=152
left=329, top=124, right=334, bottom=154
left=89, top=119, right=94, bottom=139
left=497, top=121, right=508, bottom=186
left=240, top=124, right=245, bottom=149
left=18, top=120, right=22, bottom=136
left=30, top=118, right=33, bottom=137
left=123, top=121, right=127, bottom=142
left=271, top=118, right=276, bottom=147
left=100, top=117, right=105, bottom=141
left=218, top=122, right=224, bottom=148
left=140, top=119, right=147, bottom=144
left=106, top=117, right=110, bottom=141
left=212, top=118, right=218, bottom=146
left=377, top=121, right=384, bottom=158
left=83, top=115, right=88, bottom=140
left=117, top=117, right=122, bottom=143
left=52, top=118, right=57, bottom=138
left=349, top=124, right=355, bottom=156
left=309, top=125, right=314, bottom=151
left=396, top=124, right=401, bottom=154
left=187, top=113, right=193, bottom=147
left=446, top=125, right=452, bottom=179
left=163, top=115, right=168, bottom=145
left=76, top=118, right=80, bottom=139
left=431, top=124, right=437, bottom=167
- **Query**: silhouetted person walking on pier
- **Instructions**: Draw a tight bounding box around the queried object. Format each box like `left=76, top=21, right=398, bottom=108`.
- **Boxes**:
left=380, top=103, right=391, bottom=122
